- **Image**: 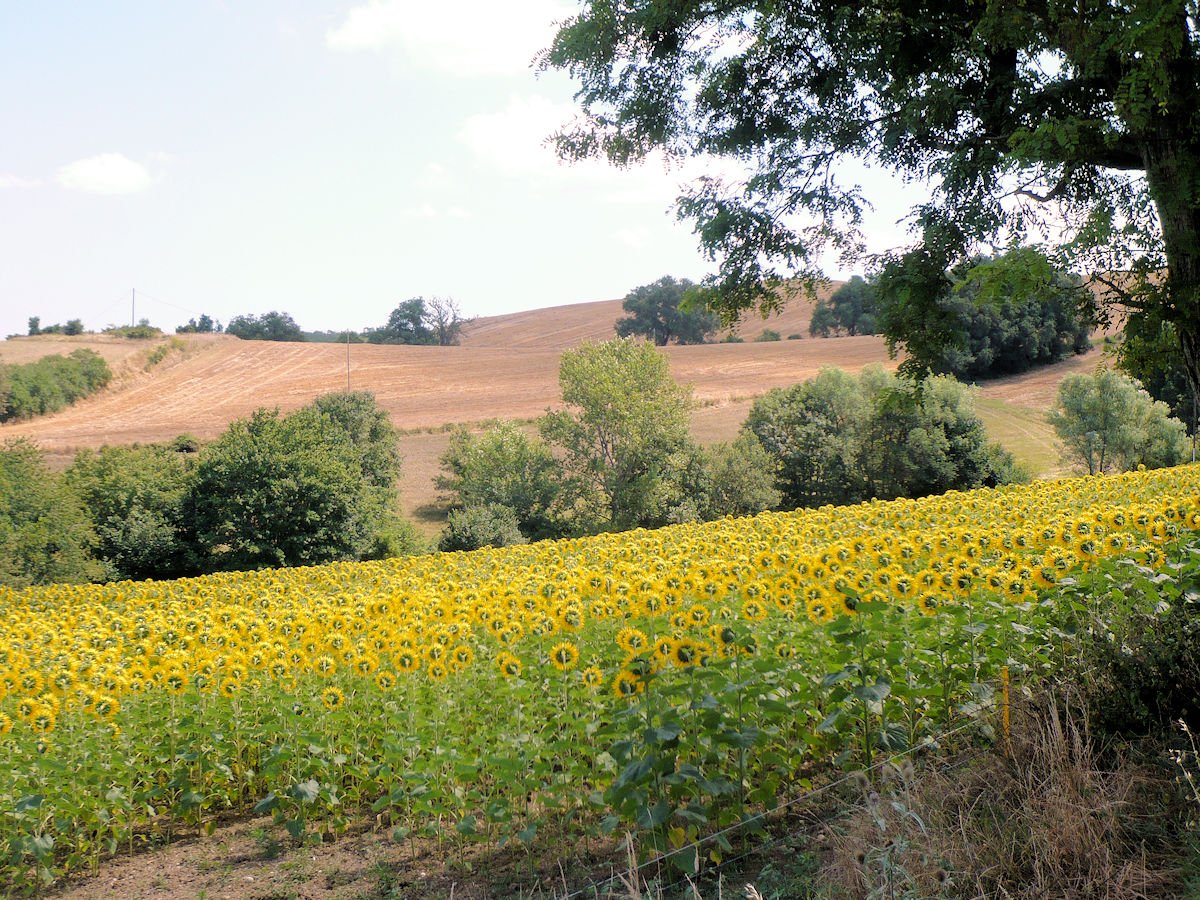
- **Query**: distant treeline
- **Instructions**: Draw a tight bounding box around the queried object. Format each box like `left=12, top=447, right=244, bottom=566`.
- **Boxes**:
left=0, top=349, right=112, bottom=423
left=216, top=297, right=471, bottom=346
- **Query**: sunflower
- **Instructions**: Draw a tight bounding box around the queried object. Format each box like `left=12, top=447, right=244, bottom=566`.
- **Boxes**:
left=671, top=638, right=699, bottom=668
left=496, top=651, right=523, bottom=679
left=616, top=627, right=649, bottom=655
left=321, top=685, right=345, bottom=711
left=612, top=670, right=643, bottom=699
left=550, top=641, right=580, bottom=672
left=580, top=666, right=604, bottom=690
left=375, top=671, right=396, bottom=691
left=30, top=704, right=56, bottom=734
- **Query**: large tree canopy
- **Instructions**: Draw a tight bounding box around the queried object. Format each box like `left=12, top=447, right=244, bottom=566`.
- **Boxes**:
left=543, top=2, right=1200, bottom=393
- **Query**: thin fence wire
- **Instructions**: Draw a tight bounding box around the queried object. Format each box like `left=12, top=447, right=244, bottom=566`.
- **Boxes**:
left=558, top=703, right=997, bottom=900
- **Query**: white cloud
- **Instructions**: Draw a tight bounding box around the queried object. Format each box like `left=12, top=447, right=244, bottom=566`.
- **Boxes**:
left=57, top=154, right=155, bottom=195
left=0, top=174, right=40, bottom=189
left=460, top=94, right=750, bottom=197
left=326, top=0, right=574, bottom=76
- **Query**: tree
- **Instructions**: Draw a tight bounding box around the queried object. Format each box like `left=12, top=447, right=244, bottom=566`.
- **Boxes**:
left=306, top=391, right=402, bottom=491
left=66, top=443, right=196, bottom=581
left=540, top=338, right=695, bottom=530
left=543, top=3, right=1200, bottom=398
left=184, top=402, right=404, bottom=571
left=857, top=374, right=1013, bottom=500
left=745, top=368, right=870, bottom=508
left=425, top=296, right=470, bottom=346
left=614, top=276, right=718, bottom=345
left=878, top=248, right=1094, bottom=379
left=1048, top=370, right=1188, bottom=475
left=369, top=298, right=436, bottom=345
left=1115, top=313, right=1197, bottom=435
left=809, top=276, right=879, bottom=337
left=437, top=422, right=565, bottom=540
left=691, top=432, right=781, bottom=520
left=745, top=367, right=1019, bottom=508
left=0, top=439, right=100, bottom=587
left=226, top=311, right=304, bottom=342
left=27, top=317, right=39, bottom=336
left=176, top=314, right=221, bottom=334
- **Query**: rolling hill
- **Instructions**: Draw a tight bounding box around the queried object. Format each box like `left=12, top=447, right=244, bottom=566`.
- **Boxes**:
left=0, top=287, right=1106, bottom=531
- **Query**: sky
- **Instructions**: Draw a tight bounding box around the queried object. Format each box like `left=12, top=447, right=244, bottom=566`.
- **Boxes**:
left=0, top=1, right=917, bottom=338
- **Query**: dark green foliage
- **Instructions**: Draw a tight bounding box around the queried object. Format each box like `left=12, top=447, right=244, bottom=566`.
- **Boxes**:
left=542, top=1, right=1200, bottom=397
left=437, top=422, right=565, bottom=540
left=877, top=248, right=1093, bottom=380
left=745, top=367, right=1018, bottom=508
left=0, top=440, right=100, bottom=587
left=745, top=368, right=869, bottom=508
left=184, top=397, right=407, bottom=572
left=367, top=298, right=437, bottom=345
left=1070, top=535, right=1200, bottom=738
left=438, top=504, right=528, bottom=552
left=809, top=276, right=879, bottom=337
left=175, top=314, right=222, bottom=334
left=167, top=433, right=202, bottom=454
left=1091, top=596, right=1200, bottom=738
left=1116, top=314, right=1197, bottom=435
left=614, top=276, right=718, bottom=345
left=858, top=376, right=1005, bottom=500
left=226, top=311, right=304, bottom=342
left=306, top=391, right=403, bottom=491
left=105, top=319, right=162, bottom=339
left=29, top=318, right=86, bottom=336
left=66, top=444, right=196, bottom=581
left=0, top=349, right=112, bottom=422
left=754, top=328, right=782, bottom=342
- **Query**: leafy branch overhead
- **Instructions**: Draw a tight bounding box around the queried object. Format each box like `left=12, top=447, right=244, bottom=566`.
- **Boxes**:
left=541, top=2, right=1200, bottom=392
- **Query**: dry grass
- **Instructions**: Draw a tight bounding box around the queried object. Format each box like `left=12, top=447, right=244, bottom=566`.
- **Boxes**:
left=823, top=692, right=1186, bottom=899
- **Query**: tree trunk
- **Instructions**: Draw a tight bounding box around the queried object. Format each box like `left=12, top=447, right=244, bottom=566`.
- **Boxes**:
left=1141, top=134, right=1200, bottom=401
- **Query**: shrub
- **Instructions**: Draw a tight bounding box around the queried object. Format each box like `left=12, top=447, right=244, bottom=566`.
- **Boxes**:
left=746, top=366, right=1019, bottom=508
left=0, top=440, right=100, bottom=587
left=184, top=399, right=406, bottom=571
left=437, top=422, right=565, bottom=540
left=0, top=349, right=113, bottom=422
left=66, top=443, right=197, bottom=581
left=438, top=504, right=528, bottom=552
left=754, top=328, right=782, bottom=342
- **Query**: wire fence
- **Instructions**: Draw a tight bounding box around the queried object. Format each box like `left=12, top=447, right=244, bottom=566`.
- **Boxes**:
left=559, top=702, right=999, bottom=900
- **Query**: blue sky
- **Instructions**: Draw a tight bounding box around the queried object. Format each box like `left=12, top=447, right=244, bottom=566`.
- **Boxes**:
left=0, top=1, right=915, bottom=338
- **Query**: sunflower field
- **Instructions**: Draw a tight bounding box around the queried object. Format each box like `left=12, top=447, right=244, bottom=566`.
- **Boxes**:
left=1, top=465, right=1198, bottom=888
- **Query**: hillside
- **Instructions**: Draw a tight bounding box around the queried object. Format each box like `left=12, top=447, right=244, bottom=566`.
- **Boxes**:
left=0, top=289, right=1108, bottom=529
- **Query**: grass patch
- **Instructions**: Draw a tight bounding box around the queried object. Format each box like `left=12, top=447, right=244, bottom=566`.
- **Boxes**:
left=977, top=396, right=1061, bottom=478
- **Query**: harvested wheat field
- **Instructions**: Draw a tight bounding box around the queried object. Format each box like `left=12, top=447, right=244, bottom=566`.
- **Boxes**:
left=0, top=288, right=1104, bottom=524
